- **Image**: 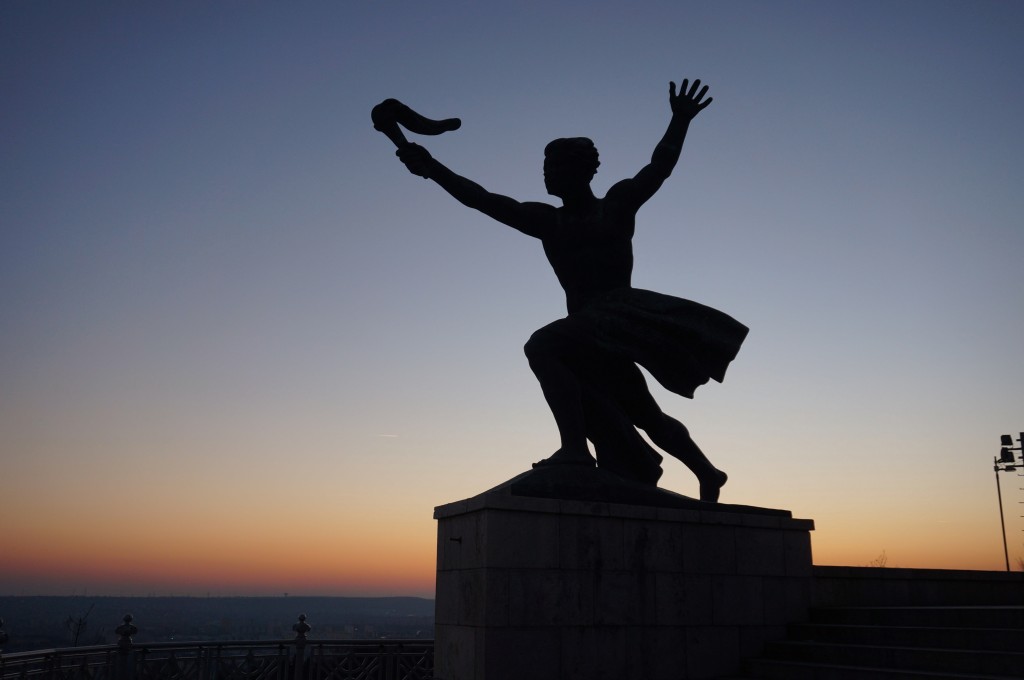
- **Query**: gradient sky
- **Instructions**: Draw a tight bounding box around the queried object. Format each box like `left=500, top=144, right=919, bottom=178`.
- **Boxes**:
left=2, top=1, right=1023, bottom=597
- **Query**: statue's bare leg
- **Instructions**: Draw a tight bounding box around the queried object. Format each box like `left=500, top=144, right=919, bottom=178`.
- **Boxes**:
left=643, top=415, right=727, bottom=501
left=524, top=325, right=595, bottom=466
left=610, top=362, right=727, bottom=501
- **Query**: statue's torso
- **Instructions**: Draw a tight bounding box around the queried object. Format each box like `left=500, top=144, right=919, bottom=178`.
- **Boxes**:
left=543, top=199, right=635, bottom=314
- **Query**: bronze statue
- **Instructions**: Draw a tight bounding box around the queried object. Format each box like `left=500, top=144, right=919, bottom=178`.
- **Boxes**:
left=375, top=79, right=747, bottom=502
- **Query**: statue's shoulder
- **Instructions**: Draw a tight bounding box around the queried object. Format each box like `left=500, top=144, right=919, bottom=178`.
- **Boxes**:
left=504, top=200, right=558, bottom=240
left=603, top=180, right=644, bottom=214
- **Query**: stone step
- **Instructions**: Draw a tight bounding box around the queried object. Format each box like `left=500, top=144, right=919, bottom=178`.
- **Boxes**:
left=787, top=622, right=1023, bottom=652
left=745, top=658, right=1022, bottom=680
left=761, top=640, right=1024, bottom=678
left=731, top=605, right=1024, bottom=679
left=809, top=606, right=1024, bottom=629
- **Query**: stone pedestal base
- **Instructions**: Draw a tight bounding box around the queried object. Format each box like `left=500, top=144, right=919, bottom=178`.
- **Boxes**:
left=433, top=469, right=814, bottom=680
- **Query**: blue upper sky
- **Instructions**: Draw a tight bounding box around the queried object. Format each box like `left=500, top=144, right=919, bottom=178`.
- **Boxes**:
left=2, top=1, right=1023, bottom=593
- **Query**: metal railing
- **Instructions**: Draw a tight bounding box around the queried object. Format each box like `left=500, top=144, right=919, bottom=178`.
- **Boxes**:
left=0, top=616, right=433, bottom=680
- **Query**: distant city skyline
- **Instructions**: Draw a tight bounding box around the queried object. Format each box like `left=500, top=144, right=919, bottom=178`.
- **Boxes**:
left=2, top=1, right=1023, bottom=597
left=0, top=595, right=434, bottom=652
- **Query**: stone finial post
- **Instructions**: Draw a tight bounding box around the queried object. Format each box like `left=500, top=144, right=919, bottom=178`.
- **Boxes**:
left=292, top=614, right=310, bottom=641
left=290, top=615, right=311, bottom=680
left=116, top=614, right=137, bottom=651
left=113, top=615, right=138, bottom=680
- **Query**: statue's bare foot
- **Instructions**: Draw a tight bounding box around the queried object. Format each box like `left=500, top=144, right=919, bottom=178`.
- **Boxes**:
left=533, top=448, right=596, bottom=468
left=699, top=469, right=728, bottom=503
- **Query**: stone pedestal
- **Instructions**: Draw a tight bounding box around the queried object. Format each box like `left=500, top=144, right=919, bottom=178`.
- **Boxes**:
left=433, top=468, right=814, bottom=680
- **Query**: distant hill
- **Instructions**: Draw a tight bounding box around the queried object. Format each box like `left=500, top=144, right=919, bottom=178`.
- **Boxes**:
left=0, top=596, right=435, bottom=653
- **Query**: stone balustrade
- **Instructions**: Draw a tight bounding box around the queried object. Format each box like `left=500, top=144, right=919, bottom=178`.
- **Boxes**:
left=0, top=614, right=433, bottom=680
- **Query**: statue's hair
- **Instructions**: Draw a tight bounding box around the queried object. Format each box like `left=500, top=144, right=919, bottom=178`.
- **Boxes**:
left=544, top=137, right=600, bottom=180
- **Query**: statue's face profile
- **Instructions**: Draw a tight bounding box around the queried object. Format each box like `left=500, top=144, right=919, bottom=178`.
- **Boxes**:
left=543, top=156, right=580, bottom=197
left=543, top=138, right=599, bottom=199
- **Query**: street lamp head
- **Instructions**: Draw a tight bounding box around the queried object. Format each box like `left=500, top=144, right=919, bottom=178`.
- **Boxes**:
left=998, top=448, right=1015, bottom=464
left=1000, top=434, right=1013, bottom=446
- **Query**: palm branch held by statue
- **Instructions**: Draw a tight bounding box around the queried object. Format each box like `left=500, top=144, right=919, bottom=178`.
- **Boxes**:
left=373, top=79, right=746, bottom=503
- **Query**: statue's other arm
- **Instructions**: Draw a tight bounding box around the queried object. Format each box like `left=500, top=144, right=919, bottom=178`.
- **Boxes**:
left=397, top=144, right=555, bottom=239
left=607, top=78, right=712, bottom=211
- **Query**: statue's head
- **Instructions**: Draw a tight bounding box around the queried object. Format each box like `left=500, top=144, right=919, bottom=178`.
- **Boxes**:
left=544, top=137, right=599, bottom=197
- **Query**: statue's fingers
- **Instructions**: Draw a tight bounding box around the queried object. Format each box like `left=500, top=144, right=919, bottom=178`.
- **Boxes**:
left=697, top=85, right=709, bottom=101
left=689, top=79, right=701, bottom=97
left=669, top=81, right=677, bottom=98
left=698, top=96, right=713, bottom=111
left=680, top=78, right=689, bottom=96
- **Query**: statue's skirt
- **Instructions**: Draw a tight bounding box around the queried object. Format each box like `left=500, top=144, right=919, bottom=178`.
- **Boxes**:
left=544, top=287, right=749, bottom=399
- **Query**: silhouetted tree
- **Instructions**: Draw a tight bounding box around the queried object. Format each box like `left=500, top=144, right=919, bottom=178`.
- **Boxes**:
left=65, top=604, right=94, bottom=647
left=866, top=550, right=888, bottom=568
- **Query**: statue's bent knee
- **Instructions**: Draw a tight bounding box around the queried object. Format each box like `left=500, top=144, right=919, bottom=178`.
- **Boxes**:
left=523, top=329, right=548, bottom=363
left=524, top=321, right=567, bottom=364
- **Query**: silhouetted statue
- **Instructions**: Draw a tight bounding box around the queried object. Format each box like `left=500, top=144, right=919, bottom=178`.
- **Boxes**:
left=375, top=79, right=747, bottom=502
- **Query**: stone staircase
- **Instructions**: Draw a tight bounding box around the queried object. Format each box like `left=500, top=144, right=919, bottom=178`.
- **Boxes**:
left=733, top=605, right=1024, bottom=679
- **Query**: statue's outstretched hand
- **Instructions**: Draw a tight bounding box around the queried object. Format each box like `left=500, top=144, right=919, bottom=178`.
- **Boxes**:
left=397, top=143, right=434, bottom=179
left=669, top=78, right=712, bottom=120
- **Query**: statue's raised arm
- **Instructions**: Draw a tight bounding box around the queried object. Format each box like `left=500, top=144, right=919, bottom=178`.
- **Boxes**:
left=372, top=97, right=555, bottom=238
left=607, top=79, right=713, bottom=211
left=396, top=143, right=556, bottom=239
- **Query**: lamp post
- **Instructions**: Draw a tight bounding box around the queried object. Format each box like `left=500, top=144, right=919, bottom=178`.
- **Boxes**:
left=994, top=433, right=1022, bottom=572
